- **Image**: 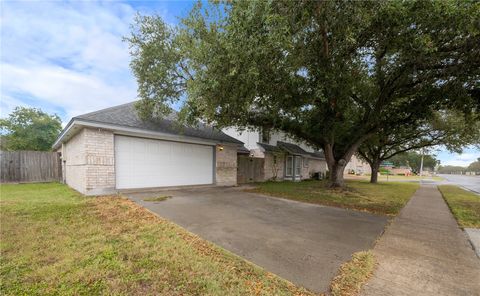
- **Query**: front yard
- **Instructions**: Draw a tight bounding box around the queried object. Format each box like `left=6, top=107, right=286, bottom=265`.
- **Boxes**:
left=438, top=185, right=480, bottom=228
left=0, top=183, right=311, bottom=295
left=250, top=180, right=419, bottom=215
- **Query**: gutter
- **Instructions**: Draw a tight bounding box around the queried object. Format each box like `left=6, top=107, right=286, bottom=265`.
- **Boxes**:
left=52, top=118, right=243, bottom=149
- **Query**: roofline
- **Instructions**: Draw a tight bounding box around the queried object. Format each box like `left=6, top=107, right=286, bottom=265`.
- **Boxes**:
left=75, top=101, right=138, bottom=119
left=52, top=118, right=243, bottom=149
left=308, top=155, right=326, bottom=160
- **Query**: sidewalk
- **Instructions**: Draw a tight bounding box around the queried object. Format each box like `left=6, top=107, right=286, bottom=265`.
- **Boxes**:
left=361, top=185, right=480, bottom=296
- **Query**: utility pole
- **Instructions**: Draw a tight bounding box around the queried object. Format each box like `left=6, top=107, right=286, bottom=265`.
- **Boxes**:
left=419, top=149, right=424, bottom=182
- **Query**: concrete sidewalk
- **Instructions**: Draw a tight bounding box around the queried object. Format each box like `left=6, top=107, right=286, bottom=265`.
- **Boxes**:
left=362, top=185, right=480, bottom=296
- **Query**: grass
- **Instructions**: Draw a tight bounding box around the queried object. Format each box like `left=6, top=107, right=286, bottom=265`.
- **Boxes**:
left=250, top=180, right=419, bottom=215
left=329, top=251, right=376, bottom=296
left=438, top=185, right=480, bottom=228
left=0, top=183, right=312, bottom=295
left=143, top=195, right=171, bottom=202
left=346, top=175, right=444, bottom=182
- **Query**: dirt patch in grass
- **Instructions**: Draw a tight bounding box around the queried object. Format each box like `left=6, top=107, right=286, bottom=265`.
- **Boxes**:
left=142, top=195, right=172, bottom=202
left=250, top=180, right=419, bottom=216
left=0, top=183, right=313, bottom=295
left=438, top=185, right=480, bottom=228
left=330, top=251, right=376, bottom=296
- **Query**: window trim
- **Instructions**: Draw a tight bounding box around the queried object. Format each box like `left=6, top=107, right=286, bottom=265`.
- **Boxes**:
left=285, top=156, right=293, bottom=177
left=294, top=156, right=302, bottom=176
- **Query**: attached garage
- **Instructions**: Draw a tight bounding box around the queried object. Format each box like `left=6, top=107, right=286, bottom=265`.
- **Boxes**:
left=53, top=101, right=242, bottom=195
left=115, top=135, right=214, bottom=189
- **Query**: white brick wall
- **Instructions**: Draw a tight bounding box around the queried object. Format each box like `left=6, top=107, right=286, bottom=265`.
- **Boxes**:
left=264, top=153, right=285, bottom=180
left=83, top=128, right=115, bottom=194
left=262, top=152, right=326, bottom=181
left=63, top=128, right=115, bottom=195
left=306, top=158, right=327, bottom=178
left=63, top=127, right=240, bottom=193
left=215, top=144, right=237, bottom=186
left=64, top=129, right=86, bottom=193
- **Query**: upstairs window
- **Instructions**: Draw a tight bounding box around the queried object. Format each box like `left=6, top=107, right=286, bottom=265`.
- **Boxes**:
left=259, top=127, right=270, bottom=144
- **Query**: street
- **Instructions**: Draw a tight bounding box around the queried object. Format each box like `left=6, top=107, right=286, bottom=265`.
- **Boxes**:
left=438, top=174, right=480, bottom=194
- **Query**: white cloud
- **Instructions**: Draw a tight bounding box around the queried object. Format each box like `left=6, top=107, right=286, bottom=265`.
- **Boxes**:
left=0, top=0, right=144, bottom=122
left=1, top=63, right=137, bottom=120
left=442, top=152, right=480, bottom=167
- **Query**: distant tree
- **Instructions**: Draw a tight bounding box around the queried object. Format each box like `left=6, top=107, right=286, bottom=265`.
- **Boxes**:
left=128, top=0, right=480, bottom=188
left=437, top=165, right=466, bottom=174
left=358, top=112, right=480, bottom=183
left=468, top=158, right=480, bottom=172
left=0, top=107, right=62, bottom=151
left=390, top=152, right=439, bottom=174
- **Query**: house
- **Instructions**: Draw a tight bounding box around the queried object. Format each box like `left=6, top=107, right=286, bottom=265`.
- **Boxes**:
left=223, top=128, right=328, bottom=182
left=344, top=155, right=371, bottom=175
left=53, top=102, right=243, bottom=195
left=391, top=166, right=412, bottom=176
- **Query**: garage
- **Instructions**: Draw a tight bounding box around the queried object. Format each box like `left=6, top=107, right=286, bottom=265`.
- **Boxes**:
left=115, top=135, right=214, bottom=189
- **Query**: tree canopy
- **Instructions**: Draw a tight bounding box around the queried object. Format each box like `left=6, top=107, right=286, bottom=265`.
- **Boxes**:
left=390, top=151, right=439, bottom=173
left=128, top=0, right=480, bottom=187
left=0, top=107, right=62, bottom=151
left=358, top=111, right=480, bottom=182
left=467, top=158, right=480, bottom=172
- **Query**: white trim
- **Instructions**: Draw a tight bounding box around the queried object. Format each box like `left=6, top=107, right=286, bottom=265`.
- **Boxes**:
left=285, top=155, right=293, bottom=177
left=53, top=119, right=240, bottom=149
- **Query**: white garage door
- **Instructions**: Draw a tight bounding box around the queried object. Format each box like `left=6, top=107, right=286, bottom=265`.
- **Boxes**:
left=115, top=135, right=214, bottom=189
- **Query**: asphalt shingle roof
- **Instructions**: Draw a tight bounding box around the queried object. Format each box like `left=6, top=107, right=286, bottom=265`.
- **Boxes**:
left=308, top=151, right=326, bottom=159
left=74, top=101, right=243, bottom=144
left=257, top=142, right=284, bottom=153
left=277, top=141, right=310, bottom=155
left=237, top=145, right=251, bottom=154
left=258, top=141, right=325, bottom=159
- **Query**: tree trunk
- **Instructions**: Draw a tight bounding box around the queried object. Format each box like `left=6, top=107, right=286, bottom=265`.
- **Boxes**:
left=370, top=160, right=381, bottom=183
left=329, top=163, right=346, bottom=188
left=323, top=143, right=357, bottom=188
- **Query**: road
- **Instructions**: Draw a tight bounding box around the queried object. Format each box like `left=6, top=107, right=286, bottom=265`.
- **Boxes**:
left=438, top=174, right=480, bottom=194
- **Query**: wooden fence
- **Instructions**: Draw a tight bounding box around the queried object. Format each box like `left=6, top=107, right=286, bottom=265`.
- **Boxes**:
left=0, top=151, right=62, bottom=183
left=237, top=156, right=265, bottom=184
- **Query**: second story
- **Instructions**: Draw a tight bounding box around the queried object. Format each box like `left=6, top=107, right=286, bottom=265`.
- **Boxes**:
left=223, top=126, right=371, bottom=176
left=222, top=127, right=316, bottom=157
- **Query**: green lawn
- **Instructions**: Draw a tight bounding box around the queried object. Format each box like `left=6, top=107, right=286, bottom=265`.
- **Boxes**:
left=346, top=175, right=444, bottom=182
left=0, top=183, right=311, bottom=295
left=438, top=185, right=480, bottom=228
left=250, top=180, right=419, bottom=215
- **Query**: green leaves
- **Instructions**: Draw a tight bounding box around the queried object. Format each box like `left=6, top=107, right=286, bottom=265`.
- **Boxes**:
left=0, top=107, right=62, bottom=151
left=128, top=0, right=480, bottom=162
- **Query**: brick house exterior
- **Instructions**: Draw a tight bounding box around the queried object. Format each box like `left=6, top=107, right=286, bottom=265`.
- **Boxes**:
left=223, top=128, right=328, bottom=183
left=54, top=102, right=241, bottom=195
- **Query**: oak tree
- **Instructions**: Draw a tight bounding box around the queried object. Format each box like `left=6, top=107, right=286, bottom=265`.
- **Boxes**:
left=128, top=0, right=480, bottom=187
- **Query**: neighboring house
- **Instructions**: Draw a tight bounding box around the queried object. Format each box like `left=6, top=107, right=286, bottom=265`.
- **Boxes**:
left=53, top=102, right=243, bottom=195
left=344, top=155, right=372, bottom=175
left=391, top=166, right=412, bottom=176
left=223, top=128, right=327, bottom=182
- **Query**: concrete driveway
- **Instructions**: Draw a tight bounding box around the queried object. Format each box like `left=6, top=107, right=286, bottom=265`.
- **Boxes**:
left=126, top=186, right=388, bottom=293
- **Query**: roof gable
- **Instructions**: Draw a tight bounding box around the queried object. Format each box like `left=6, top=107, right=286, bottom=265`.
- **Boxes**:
left=63, top=102, right=242, bottom=145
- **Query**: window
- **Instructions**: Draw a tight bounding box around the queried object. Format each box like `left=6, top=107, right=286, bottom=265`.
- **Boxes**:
left=273, top=155, right=277, bottom=164
left=295, top=156, right=302, bottom=176
left=304, top=158, right=309, bottom=167
left=286, top=156, right=293, bottom=176
left=259, top=127, right=270, bottom=143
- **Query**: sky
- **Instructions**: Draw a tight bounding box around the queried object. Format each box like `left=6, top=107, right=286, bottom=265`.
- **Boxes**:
left=1, top=0, right=478, bottom=167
